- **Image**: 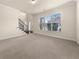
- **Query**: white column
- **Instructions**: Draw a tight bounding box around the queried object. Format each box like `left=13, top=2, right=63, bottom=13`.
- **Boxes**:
left=77, top=0, right=79, bottom=44
left=29, top=22, right=31, bottom=31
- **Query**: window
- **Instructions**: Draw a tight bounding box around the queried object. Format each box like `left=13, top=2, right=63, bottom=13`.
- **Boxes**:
left=40, top=12, right=61, bottom=32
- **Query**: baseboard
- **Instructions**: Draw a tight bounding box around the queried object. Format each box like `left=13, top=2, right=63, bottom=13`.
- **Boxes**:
left=0, top=32, right=26, bottom=40
left=34, top=33, right=76, bottom=42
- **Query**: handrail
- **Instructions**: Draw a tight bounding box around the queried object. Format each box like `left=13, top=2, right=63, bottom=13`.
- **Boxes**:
left=18, top=19, right=27, bottom=26
left=18, top=19, right=28, bottom=31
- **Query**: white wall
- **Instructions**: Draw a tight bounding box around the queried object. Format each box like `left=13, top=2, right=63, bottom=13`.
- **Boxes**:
left=33, top=1, right=76, bottom=41
left=0, top=4, right=26, bottom=40
left=77, top=0, right=79, bottom=44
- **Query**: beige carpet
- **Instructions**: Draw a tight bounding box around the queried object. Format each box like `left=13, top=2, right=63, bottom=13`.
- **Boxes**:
left=0, top=34, right=79, bottom=59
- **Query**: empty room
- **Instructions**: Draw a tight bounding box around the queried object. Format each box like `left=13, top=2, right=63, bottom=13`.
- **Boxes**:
left=0, top=0, right=79, bottom=59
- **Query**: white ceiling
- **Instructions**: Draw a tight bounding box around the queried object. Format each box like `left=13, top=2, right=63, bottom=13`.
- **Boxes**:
left=0, top=0, right=74, bottom=14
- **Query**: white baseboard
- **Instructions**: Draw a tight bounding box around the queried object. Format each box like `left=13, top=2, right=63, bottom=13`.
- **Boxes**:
left=0, top=32, right=26, bottom=40
left=35, top=33, right=76, bottom=42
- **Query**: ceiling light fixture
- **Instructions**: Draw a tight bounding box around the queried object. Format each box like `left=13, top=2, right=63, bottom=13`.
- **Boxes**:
left=31, top=0, right=37, bottom=4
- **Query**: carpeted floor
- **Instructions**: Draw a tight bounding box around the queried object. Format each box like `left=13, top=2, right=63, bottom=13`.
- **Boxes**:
left=0, top=34, right=79, bottom=59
